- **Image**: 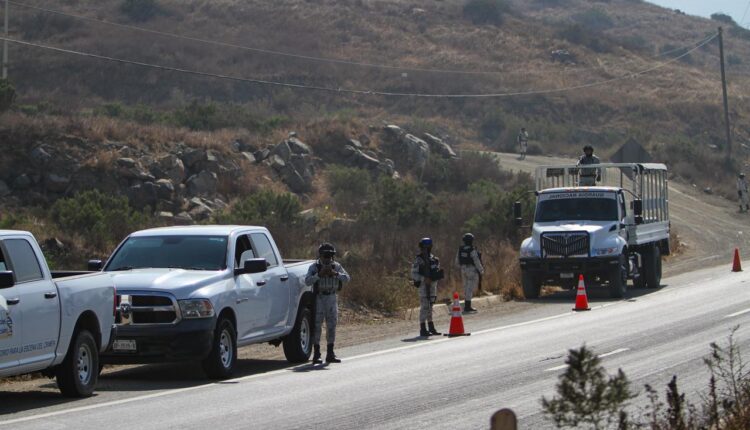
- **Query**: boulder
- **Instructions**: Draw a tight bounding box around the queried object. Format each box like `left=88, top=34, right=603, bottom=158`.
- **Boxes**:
left=157, top=211, right=175, bottom=222
left=254, top=148, right=271, bottom=163
left=186, top=171, right=218, bottom=196
left=31, top=146, right=53, bottom=166
left=423, top=133, right=458, bottom=158
left=180, top=148, right=206, bottom=169
left=154, top=179, right=175, bottom=200
left=271, top=141, right=292, bottom=162
left=154, top=154, right=186, bottom=183
left=127, top=182, right=159, bottom=208
left=43, top=237, right=67, bottom=253
left=281, top=167, right=310, bottom=194
left=116, top=157, right=137, bottom=169
left=241, top=152, right=256, bottom=163
left=174, top=212, right=194, bottom=225
left=12, top=174, right=32, bottom=190
left=287, top=137, right=312, bottom=155
left=403, top=134, right=430, bottom=168
left=348, top=139, right=364, bottom=150
left=383, top=124, right=404, bottom=139
left=269, top=155, right=287, bottom=171
left=189, top=200, right=214, bottom=221
left=46, top=173, right=70, bottom=193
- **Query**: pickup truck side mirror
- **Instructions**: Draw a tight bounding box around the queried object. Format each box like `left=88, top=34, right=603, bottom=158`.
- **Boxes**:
left=513, top=201, right=523, bottom=227
left=633, top=199, right=644, bottom=225
left=88, top=259, right=104, bottom=271
left=235, top=258, right=269, bottom=276
left=0, top=271, right=14, bottom=289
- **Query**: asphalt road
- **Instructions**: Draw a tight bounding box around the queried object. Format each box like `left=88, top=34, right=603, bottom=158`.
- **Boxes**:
left=2, top=264, right=749, bottom=429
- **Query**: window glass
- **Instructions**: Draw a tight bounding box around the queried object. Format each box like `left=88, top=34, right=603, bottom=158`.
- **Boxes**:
left=250, top=233, right=278, bottom=267
left=536, top=198, right=618, bottom=222
left=4, top=239, right=43, bottom=282
left=105, top=236, right=228, bottom=271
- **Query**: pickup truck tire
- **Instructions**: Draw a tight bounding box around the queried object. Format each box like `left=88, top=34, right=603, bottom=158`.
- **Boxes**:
left=522, top=273, right=541, bottom=299
left=643, top=245, right=662, bottom=289
left=56, top=329, right=98, bottom=398
left=202, top=318, right=237, bottom=379
left=283, top=306, right=313, bottom=363
left=608, top=255, right=628, bottom=298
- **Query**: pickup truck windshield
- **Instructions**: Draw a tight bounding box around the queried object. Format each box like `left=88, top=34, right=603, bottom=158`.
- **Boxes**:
left=536, top=198, right=618, bottom=222
left=106, top=235, right=228, bottom=271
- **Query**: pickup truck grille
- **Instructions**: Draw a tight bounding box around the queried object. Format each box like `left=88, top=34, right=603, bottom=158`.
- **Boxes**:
left=541, top=232, right=590, bottom=258
left=116, top=293, right=180, bottom=326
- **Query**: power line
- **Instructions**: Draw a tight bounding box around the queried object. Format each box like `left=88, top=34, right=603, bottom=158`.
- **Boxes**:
left=8, top=1, right=718, bottom=78
left=741, top=0, right=750, bottom=29
left=0, top=32, right=717, bottom=98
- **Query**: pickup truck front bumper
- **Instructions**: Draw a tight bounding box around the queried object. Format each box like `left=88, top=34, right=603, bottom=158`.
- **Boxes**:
left=520, top=256, right=620, bottom=282
left=101, top=317, right=216, bottom=364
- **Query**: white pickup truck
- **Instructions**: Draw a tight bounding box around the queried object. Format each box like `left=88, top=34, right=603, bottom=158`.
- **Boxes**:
left=0, top=230, right=116, bottom=397
left=517, top=163, right=670, bottom=299
left=94, top=225, right=316, bottom=378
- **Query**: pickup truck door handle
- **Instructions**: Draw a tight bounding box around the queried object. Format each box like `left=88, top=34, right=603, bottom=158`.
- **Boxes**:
left=236, top=298, right=249, bottom=304
left=6, top=298, right=20, bottom=305
left=280, top=275, right=289, bottom=282
left=256, top=280, right=267, bottom=287
left=44, top=292, right=58, bottom=299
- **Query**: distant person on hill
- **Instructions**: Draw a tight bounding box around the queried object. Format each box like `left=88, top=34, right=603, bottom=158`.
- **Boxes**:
left=517, top=127, right=529, bottom=160
left=577, top=145, right=601, bottom=186
left=738, top=173, right=749, bottom=213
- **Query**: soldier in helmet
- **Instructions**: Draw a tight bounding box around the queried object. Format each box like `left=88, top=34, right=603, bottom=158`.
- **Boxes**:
left=455, top=233, right=485, bottom=314
left=577, top=145, right=601, bottom=186
left=305, top=243, right=351, bottom=364
left=517, top=127, right=529, bottom=160
left=738, top=173, right=749, bottom=213
left=412, top=237, right=443, bottom=337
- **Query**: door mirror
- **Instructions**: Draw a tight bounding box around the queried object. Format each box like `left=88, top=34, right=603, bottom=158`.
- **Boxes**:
left=0, top=271, right=14, bottom=289
left=235, top=258, right=269, bottom=276
left=633, top=199, right=644, bottom=225
left=513, top=201, right=523, bottom=226
left=88, top=259, right=103, bottom=271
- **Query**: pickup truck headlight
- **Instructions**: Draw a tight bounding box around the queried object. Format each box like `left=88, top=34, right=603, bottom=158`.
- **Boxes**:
left=520, top=249, right=540, bottom=258
left=593, top=247, right=620, bottom=257
left=179, top=299, right=215, bottom=319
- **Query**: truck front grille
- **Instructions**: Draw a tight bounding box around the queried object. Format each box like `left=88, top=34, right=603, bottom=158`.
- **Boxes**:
left=116, top=293, right=180, bottom=326
left=541, top=232, right=590, bottom=258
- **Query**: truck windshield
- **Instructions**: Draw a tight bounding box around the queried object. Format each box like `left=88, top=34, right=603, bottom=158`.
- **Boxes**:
left=536, top=198, right=618, bottom=222
left=106, top=235, right=228, bottom=271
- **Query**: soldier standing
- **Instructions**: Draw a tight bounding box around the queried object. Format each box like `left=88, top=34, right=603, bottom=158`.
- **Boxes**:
left=412, top=237, right=443, bottom=337
left=517, top=127, right=529, bottom=160
left=305, top=243, right=351, bottom=364
left=577, top=145, right=601, bottom=186
left=455, top=233, right=485, bottom=314
left=738, top=173, right=749, bottom=213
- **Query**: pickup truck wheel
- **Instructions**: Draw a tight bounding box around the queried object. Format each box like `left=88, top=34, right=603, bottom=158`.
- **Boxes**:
left=522, top=272, right=541, bottom=299
left=202, top=318, right=237, bottom=379
left=56, top=329, right=98, bottom=398
left=283, top=306, right=313, bottom=363
left=609, top=255, right=628, bottom=299
left=644, top=245, right=662, bottom=288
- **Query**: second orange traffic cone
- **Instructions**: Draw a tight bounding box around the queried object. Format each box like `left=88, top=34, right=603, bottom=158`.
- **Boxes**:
left=573, top=275, right=591, bottom=311
left=445, top=292, right=470, bottom=337
left=733, top=248, right=743, bottom=272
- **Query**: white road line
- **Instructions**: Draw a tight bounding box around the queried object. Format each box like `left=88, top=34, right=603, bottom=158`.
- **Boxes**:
left=544, top=348, right=630, bottom=372
left=725, top=308, right=750, bottom=318
left=0, top=310, right=582, bottom=426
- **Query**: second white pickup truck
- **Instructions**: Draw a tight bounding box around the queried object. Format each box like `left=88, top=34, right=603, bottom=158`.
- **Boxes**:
left=95, top=225, right=316, bottom=378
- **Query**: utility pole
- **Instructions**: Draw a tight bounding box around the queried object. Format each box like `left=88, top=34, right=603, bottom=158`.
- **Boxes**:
left=718, top=27, right=732, bottom=165
left=2, top=0, right=7, bottom=79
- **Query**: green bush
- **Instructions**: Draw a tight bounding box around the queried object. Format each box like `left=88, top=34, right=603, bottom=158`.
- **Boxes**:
left=327, top=166, right=372, bottom=215
left=422, top=152, right=516, bottom=193
left=51, top=190, right=147, bottom=249
left=214, top=190, right=302, bottom=227
left=464, top=188, right=533, bottom=241
left=710, top=13, right=735, bottom=25
left=0, top=79, right=16, bottom=113
left=361, top=176, right=441, bottom=227
left=120, top=0, right=162, bottom=22
left=572, top=8, right=614, bottom=32
left=462, top=0, right=510, bottom=26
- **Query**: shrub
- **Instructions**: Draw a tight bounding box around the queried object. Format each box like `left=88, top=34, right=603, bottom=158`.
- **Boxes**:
left=0, top=79, right=16, bottom=113
left=462, top=0, right=510, bottom=26
left=572, top=8, right=614, bottom=32
left=422, top=152, right=517, bottom=193
left=51, top=190, right=147, bottom=250
left=361, top=176, right=441, bottom=227
left=479, top=108, right=507, bottom=143
left=464, top=187, right=534, bottom=242
left=710, top=13, right=736, bottom=25
left=327, top=166, right=372, bottom=215
left=214, top=190, right=302, bottom=227
left=120, top=0, right=162, bottom=22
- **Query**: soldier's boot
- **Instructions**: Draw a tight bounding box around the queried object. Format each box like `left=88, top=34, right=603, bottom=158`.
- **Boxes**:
left=464, top=300, right=478, bottom=314
left=419, top=322, right=430, bottom=337
left=428, top=321, right=441, bottom=336
left=312, top=344, right=322, bottom=364
left=326, top=344, right=341, bottom=363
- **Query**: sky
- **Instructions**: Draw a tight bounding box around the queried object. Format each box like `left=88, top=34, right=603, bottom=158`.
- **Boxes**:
left=648, top=0, right=750, bottom=26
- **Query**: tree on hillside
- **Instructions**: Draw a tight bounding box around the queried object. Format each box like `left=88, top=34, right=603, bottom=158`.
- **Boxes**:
left=120, top=0, right=163, bottom=22
left=710, top=13, right=736, bottom=26
left=463, top=0, right=510, bottom=26
left=0, top=79, right=15, bottom=113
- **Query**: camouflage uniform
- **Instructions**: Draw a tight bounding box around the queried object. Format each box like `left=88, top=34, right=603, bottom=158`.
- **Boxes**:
left=455, top=246, right=484, bottom=304
left=577, top=154, right=601, bottom=186
left=305, top=261, right=350, bottom=346
left=738, top=175, right=749, bottom=212
left=517, top=129, right=529, bottom=160
left=412, top=253, right=440, bottom=324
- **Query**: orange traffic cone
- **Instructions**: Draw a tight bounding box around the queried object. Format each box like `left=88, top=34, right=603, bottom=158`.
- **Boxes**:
left=732, top=248, right=743, bottom=272
left=573, top=275, right=591, bottom=311
left=445, top=292, right=471, bottom=337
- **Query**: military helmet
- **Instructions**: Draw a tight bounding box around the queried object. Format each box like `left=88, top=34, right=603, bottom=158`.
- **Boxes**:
left=318, top=243, right=336, bottom=257
left=419, top=237, right=433, bottom=248
left=583, top=145, right=594, bottom=152
left=741, top=173, right=746, bottom=178
left=462, top=233, right=475, bottom=244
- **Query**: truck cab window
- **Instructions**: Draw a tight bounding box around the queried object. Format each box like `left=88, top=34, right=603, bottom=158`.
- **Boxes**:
left=3, top=239, right=43, bottom=282
left=235, top=235, right=255, bottom=267
left=250, top=233, right=279, bottom=267
left=0, top=247, right=6, bottom=271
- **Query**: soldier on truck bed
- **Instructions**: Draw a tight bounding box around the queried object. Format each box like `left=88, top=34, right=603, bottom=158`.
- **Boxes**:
left=577, top=145, right=601, bottom=186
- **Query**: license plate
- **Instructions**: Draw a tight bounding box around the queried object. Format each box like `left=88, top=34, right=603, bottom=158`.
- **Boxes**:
left=560, top=273, right=574, bottom=279
left=113, top=339, right=136, bottom=352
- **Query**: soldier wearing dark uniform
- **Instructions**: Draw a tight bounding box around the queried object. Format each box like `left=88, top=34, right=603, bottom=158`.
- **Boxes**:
left=577, top=145, right=601, bottom=186
left=305, top=243, right=351, bottom=364
left=412, top=238, right=443, bottom=337
left=455, top=233, right=485, bottom=314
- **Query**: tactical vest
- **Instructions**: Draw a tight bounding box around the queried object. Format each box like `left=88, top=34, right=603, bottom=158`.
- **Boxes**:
left=314, top=262, right=343, bottom=293
left=417, top=254, right=444, bottom=281
left=458, top=245, right=475, bottom=266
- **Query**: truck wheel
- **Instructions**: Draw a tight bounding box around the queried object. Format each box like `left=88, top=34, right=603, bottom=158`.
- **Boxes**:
left=202, top=318, right=237, bottom=379
left=644, top=245, right=662, bottom=288
left=283, top=306, right=313, bottom=363
left=56, top=329, right=98, bottom=398
left=522, top=272, right=541, bottom=299
left=609, top=255, right=628, bottom=299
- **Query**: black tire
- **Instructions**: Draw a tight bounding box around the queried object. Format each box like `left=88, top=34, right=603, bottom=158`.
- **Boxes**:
left=56, top=329, right=98, bottom=398
left=643, top=245, right=662, bottom=289
left=283, top=306, right=313, bottom=363
left=609, top=255, right=628, bottom=299
left=522, top=272, right=541, bottom=299
left=202, top=318, right=237, bottom=379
